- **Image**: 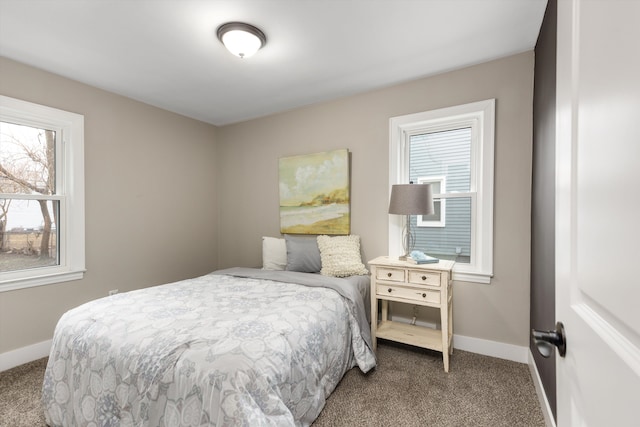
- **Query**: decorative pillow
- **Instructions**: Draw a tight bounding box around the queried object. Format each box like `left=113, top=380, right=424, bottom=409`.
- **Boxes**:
left=284, top=234, right=322, bottom=273
left=262, top=236, right=287, bottom=270
left=317, top=235, right=369, bottom=277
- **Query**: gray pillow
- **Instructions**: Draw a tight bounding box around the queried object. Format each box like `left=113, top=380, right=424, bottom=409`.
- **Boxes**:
left=284, top=234, right=322, bottom=273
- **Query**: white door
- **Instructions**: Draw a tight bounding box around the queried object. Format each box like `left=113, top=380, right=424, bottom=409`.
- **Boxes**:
left=555, top=0, right=640, bottom=425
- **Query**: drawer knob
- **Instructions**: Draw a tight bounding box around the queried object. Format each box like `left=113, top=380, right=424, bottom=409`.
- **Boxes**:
left=422, top=293, right=427, bottom=298
left=422, top=275, right=427, bottom=281
left=388, top=288, right=393, bottom=293
left=387, top=272, right=392, bottom=277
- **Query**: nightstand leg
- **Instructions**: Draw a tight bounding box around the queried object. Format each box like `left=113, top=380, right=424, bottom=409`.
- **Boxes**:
left=371, top=297, right=378, bottom=351
left=449, top=300, right=454, bottom=355
left=441, top=297, right=449, bottom=372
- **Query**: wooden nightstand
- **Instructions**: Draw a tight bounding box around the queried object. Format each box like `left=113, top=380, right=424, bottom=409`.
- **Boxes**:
left=368, top=256, right=455, bottom=372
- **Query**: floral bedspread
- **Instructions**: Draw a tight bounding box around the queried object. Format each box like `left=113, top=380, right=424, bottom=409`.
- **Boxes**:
left=42, top=269, right=376, bottom=426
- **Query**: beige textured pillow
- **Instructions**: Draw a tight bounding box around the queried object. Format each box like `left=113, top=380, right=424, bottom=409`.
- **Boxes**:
left=317, top=235, right=369, bottom=277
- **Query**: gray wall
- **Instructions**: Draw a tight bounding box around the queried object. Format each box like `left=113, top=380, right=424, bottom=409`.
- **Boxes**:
left=216, top=52, right=535, bottom=347
left=0, top=50, right=535, bottom=358
left=531, top=0, right=557, bottom=420
left=0, top=57, right=219, bottom=355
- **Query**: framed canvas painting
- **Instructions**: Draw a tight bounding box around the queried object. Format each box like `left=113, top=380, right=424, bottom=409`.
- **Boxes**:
left=279, top=149, right=350, bottom=235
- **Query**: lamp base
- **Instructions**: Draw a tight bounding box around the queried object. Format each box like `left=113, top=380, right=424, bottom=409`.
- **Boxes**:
left=398, top=254, right=409, bottom=261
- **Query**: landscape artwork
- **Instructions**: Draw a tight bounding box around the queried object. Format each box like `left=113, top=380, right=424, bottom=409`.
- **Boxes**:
left=279, top=149, right=350, bottom=235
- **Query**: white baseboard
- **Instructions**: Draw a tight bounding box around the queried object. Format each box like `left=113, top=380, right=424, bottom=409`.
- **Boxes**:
left=390, top=314, right=439, bottom=330
left=528, top=350, right=556, bottom=427
left=452, top=333, right=529, bottom=363
left=0, top=339, right=51, bottom=372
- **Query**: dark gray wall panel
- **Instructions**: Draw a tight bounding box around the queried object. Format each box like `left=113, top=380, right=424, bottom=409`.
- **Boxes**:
left=531, top=0, right=557, bottom=420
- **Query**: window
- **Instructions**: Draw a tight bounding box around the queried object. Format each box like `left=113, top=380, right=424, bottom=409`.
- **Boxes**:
left=0, top=95, right=85, bottom=291
left=389, top=99, right=494, bottom=284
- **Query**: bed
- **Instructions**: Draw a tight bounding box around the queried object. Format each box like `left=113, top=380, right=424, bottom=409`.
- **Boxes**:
left=42, top=266, right=376, bottom=426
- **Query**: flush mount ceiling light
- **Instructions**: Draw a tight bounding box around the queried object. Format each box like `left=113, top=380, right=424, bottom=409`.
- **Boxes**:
left=217, top=22, right=266, bottom=59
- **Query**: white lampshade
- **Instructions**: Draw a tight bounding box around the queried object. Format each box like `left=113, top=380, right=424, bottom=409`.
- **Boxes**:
left=217, top=22, right=266, bottom=59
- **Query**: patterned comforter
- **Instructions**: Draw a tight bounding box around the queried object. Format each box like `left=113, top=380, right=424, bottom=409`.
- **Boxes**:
left=42, top=268, right=376, bottom=426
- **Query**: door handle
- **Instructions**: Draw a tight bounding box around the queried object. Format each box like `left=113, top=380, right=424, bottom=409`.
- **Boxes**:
left=531, top=322, right=566, bottom=358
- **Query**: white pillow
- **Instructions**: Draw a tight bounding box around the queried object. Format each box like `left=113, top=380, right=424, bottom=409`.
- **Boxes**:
left=262, top=236, right=287, bottom=270
left=317, top=235, right=369, bottom=277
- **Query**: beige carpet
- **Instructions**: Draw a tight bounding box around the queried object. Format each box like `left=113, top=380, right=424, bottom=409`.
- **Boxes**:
left=0, top=342, right=545, bottom=427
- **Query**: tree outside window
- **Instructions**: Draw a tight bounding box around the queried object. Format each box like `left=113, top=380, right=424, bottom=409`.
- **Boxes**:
left=0, top=122, right=59, bottom=271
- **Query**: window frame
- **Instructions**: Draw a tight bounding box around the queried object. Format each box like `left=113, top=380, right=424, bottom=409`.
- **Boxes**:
left=0, top=95, right=85, bottom=292
left=389, top=99, right=495, bottom=284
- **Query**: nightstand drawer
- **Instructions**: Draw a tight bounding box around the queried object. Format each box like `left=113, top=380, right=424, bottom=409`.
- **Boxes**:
left=376, top=284, right=440, bottom=304
left=408, top=270, right=441, bottom=287
left=376, top=267, right=405, bottom=282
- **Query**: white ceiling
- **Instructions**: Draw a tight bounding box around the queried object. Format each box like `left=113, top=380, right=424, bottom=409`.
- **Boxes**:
left=0, top=0, right=547, bottom=126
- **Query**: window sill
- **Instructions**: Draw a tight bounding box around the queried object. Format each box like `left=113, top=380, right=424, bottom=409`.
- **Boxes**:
left=0, top=269, right=85, bottom=292
left=452, top=268, right=493, bottom=284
